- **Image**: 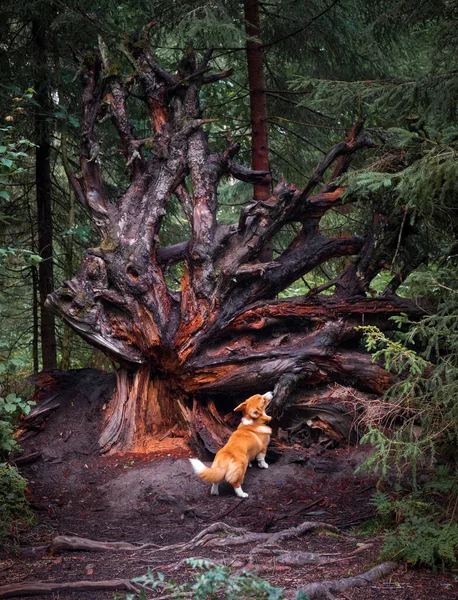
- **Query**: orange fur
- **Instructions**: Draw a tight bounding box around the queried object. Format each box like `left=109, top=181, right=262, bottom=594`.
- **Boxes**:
left=189, top=392, right=273, bottom=498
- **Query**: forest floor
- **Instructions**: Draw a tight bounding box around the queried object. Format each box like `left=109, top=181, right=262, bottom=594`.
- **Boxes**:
left=1, top=373, right=458, bottom=599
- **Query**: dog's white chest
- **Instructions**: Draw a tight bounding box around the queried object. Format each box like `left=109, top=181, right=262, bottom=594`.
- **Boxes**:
left=256, top=425, right=271, bottom=435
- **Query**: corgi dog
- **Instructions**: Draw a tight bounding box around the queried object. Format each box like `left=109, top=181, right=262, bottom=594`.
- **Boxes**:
left=189, top=392, right=273, bottom=498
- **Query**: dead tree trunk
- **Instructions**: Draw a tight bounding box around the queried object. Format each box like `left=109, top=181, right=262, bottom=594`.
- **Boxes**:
left=46, top=28, right=426, bottom=454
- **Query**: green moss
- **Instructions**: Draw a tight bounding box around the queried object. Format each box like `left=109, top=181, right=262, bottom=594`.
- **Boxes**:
left=99, top=236, right=118, bottom=252
left=108, top=62, right=122, bottom=77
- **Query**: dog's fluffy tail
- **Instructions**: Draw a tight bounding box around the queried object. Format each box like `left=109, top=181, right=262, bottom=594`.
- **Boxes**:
left=189, top=458, right=225, bottom=483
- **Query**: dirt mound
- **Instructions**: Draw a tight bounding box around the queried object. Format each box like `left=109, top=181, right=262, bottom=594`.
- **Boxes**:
left=19, top=368, right=115, bottom=461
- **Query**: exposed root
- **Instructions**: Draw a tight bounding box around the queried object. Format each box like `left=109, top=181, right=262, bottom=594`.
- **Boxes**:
left=0, top=579, right=140, bottom=599
left=50, top=535, right=160, bottom=554
left=262, top=520, right=343, bottom=546
left=45, top=520, right=344, bottom=559
left=3, top=523, right=393, bottom=600
left=180, top=522, right=248, bottom=551
left=263, top=542, right=374, bottom=567
left=298, top=561, right=399, bottom=599
left=271, top=551, right=335, bottom=566
left=177, top=520, right=345, bottom=553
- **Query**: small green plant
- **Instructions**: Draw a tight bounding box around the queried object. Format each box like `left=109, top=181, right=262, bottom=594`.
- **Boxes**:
left=356, top=292, right=458, bottom=486
left=0, top=384, right=35, bottom=544
left=381, top=516, right=458, bottom=568
left=0, top=391, right=34, bottom=455
left=120, top=558, right=309, bottom=600
left=0, top=355, right=35, bottom=542
left=0, top=462, right=34, bottom=543
left=371, top=489, right=434, bottom=524
left=0, top=358, right=35, bottom=458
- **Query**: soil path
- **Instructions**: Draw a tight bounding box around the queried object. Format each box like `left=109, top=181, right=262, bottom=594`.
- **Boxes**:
left=1, top=446, right=456, bottom=599
left=1, top=372, right=457, bottom=599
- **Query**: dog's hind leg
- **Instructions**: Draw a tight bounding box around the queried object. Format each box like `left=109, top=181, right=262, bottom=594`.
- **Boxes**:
left=210, top=483, right=219, bottom=495
left=256, top=452, right=268, bottom=468
left=226, top=462, right=249, bottom=498
left=234, top=486, right=248, bottom=498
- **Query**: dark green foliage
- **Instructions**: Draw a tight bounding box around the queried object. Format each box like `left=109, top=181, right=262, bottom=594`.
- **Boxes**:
left=356, top=276, right=458, bottom=568
left=373, top=496, right=458, bottom=569
left=126, top=559, right=287, bottom=600
left=0, top=389, right=34, bottom=456
left=0, top=462, right=34, bottom=543
left=381, top=517, right=458, bottom=568
left=0, top=353, right=35, bottom=543
left=357, top=472, right=458, bottom=568
left=358, top=280, right=458, bottom=478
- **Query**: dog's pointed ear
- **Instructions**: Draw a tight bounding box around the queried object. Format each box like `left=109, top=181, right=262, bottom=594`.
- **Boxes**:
left=234, top=401, right=246, bottom=412
left=250, top=408, right=261, bottom=419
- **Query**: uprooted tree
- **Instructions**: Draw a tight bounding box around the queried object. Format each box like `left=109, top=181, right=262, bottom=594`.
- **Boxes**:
left=45, top=28, right=426, bottom=455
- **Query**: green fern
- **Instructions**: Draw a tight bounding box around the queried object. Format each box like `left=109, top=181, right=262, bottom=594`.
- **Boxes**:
left=382, top=517, right=458, bottom=568
left=128, top=559, right=286, bottom=600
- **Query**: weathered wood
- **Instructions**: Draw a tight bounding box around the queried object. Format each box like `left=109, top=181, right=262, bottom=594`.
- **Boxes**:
left=50, top=535, right=158, bottom=553
left=0, top=580, right=139, bottom=599
left=99, top=365, right=190, bottom=453
left=298, top=561, right=398, bottom=599
left=43, top=34, right=428, bottom=453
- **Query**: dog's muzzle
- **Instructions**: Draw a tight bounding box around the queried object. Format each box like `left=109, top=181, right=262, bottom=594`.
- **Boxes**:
left=263, top=391, right=274, bottom=405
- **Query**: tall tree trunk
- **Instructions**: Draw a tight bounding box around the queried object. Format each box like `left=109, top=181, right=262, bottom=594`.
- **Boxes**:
left=54, top=38, right=74, bottom=371
left=32, top=17, right=57, bottom=370
left=27, top=196, right=40, bottom=373
left=45, top=31, right=427, bottom=454
left=244, top=0, right=271, bottom=202
left=31, top=264, right=40, bottom=374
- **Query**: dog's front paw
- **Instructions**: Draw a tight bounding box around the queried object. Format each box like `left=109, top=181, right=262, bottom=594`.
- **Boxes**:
left=258, top=460, right=268, bottom=469
left=210, top=484, right=219, bottom=496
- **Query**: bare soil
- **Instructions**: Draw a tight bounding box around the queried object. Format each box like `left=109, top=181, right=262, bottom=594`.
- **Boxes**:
left=1, top=371, right=457, bottom=599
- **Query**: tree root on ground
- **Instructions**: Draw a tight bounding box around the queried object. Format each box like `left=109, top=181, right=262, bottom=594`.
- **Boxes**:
left=178, top=519, right=344, bottom=551
left=260, top=541, right=374, bottom=567
left=22, top=520, right=346, bottom=558
left=298, top=561, right=398, bottom=599
left=0, top=579, right=140, bottom=599
left=0, top=520, right=397, bottom=600
left=49, top=535, right=160, bottom=554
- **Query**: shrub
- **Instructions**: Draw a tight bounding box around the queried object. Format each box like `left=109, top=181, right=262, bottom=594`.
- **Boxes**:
left=121, top=558, right=311, bottom=600
left=356, top=279, right=458, bottom=567
left=0, top=390, right=34, bottom=456
left=0, top=462, right=33, bottom=543
left=0, top=358, right=35, bottom=543
left=381, top=516, right=458, bottom=568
